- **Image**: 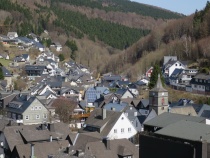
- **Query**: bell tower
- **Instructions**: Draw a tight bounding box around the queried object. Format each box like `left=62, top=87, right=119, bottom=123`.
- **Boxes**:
left=149, top=74, right=168, bottom=115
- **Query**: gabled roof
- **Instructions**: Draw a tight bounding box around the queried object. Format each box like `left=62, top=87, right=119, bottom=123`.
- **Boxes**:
left=163, top=56, right=177, bottom=65
left=84, top=108, right=122, bottom=136
left=6, top=96, right=38, bottom=114
left=103, top=102, right=128, bottom=112
left=144, top=112, right=205, bottom=128
left=71, top=132, right=101, bottom=152
left=200, top=110, right=210, bottom=119
left=13, top=140, right=69, bottom=157
left=155, top=120, right=210, bottom=142
left=1, top=66, right=12, bottom=77
left=170, top=105, right=197, bottom=116
left=84, top=139, right=139, bottom=158
left=169, top=68, right=184, bottom=80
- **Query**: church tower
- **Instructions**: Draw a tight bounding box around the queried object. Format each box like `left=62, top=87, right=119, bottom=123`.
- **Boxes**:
left=149, top=74, right=168, bottom=115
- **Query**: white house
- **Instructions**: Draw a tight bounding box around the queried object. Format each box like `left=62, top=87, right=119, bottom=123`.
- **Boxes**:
left=83, top=108, right=137, bottom=140
left=7, top=32, right=18, bottom=39
left=163, top=60, right=187, bottom=77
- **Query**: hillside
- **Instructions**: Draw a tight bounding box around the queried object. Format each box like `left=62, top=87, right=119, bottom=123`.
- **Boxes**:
left=102, top=1, right=210, bottom=81
left=0, top=0, right=184, bottom=74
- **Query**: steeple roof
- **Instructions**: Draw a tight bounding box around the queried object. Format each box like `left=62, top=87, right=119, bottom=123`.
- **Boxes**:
left=151, top=74, right=167, bottom=92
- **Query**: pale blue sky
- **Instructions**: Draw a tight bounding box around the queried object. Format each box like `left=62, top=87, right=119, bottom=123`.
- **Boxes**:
left=132, top=0, right=209, bottom=15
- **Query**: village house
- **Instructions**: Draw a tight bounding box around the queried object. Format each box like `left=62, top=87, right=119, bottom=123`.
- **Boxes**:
left=82, top=108, right=137, bottom=140
left=6, top=94, right=49, bottom=125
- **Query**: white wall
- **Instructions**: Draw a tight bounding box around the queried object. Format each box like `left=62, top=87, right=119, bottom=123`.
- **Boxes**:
left=107, top=113, right=137, bottom=140
left=169, top=62, right=186, bottom=77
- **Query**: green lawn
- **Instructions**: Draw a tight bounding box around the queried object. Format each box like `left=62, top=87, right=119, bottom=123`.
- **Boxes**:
left=0, top=59, right=11, bottom=67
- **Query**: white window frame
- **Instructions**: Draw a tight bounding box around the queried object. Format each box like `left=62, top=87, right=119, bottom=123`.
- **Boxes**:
left=39, top=106, right=42, bottom=110
left=36, top=115, right=40, bottom=119
left=121, top=128, right=124, bottom=133
left=31, top=107, right=34, bottom=110
left=128, top=128, right=131, bottom=133
left=35, top=106, right=38, bottom=110
left=25, top=115, right=29, bottom=120
left=114, top=129, right=117, bottom=133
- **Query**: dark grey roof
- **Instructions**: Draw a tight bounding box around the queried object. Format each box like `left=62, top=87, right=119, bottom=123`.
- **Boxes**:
left=103, top=102, right=128, bottom=112
left=150, top=74, right=167, bottom=92
left=84, top=108, right=122, bottom=136
left=14, top=140, right=69, bottom=157
left=1, top=66, right=12, bottom=77
left=136, top=115, right=147, bottom=124
left=163, top=56, right=177, bottom=65
left=155, top=120, right=210, bottom=142
left=6, top=96, right=37, bottom=114
left=200, top=110, right=210, bottom=119
left=25, top=65, right=46, bottom=71
left=144, top=112, right=205, bottom=128
left=84, top=139, right=139, bottom=158
left=71, top=132, right=101, bottom=152
left=102, top=75, right=122, bottom=81
left=169, top=68, right=183, bottom=80
left=140, top=99, right=149, bottom=108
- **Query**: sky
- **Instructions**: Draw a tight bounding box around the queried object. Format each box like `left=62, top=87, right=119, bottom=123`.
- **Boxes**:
left=132, top=0, right=209, bottom=15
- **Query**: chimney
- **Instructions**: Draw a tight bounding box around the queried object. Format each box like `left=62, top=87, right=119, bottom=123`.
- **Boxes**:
left=50, top=135, right=52, bottom=142
left=31, top=144, right=34, bottom=158
left=103, top=139, right=110, bottom=150
left=48, top=123, right=55, bottom=132
left=102, top=108, right=106, bottom=120
left=111, top=107, right=115, bottom=111
left=41, top=124, right=46, bottom=130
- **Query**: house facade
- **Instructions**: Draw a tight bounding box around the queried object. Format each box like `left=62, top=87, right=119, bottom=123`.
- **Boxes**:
left=6, top=96, right=49, bottom=125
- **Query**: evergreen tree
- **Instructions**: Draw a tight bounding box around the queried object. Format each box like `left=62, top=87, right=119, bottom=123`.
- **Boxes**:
left=0, top=67, right=4, bottom=80
left=149, top=64, right=164, bottom=89
left=58, top=54, right=65, bottom=61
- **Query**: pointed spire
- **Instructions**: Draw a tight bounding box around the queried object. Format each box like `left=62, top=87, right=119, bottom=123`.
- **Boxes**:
left=151, top=74, right=167, bottom=92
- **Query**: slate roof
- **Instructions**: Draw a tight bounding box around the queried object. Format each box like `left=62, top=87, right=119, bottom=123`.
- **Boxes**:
left=84, top=139, right=139, bottom=158
left=169, top=68, right=183, bottom=80
left=163, top=56, right=177, bottom=65
left=155, top=120, right=210, bottom=142
left=71, top=132, right=101, bottom=152
left=150, top=74, right=167, bottom=92
left=124, top=106, right=140, bottom=122
left=103, top=102, right=128, bottom=112
left=144, top=112, right=205, bottom=128
left=102, top=75, right=122, bottom=82
left=6, top=96, right=37, bottom=114
left=25, top=65, right=46, bottom=71
left=4, top=122, right=71, bottom=151
left=1, top=66, right=12, bottom=77
left=200, top=110, right=210, bottom=119
left=170, top=105, right=197, bottom=116
left=13, top=140, right=69, bottom=158
left=197, top=104, right=210, bottom=116
left=84, top=108, right=122, bottom=136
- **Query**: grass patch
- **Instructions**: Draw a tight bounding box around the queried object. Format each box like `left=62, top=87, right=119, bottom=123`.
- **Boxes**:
left=0, top=59, right=11, bottom=67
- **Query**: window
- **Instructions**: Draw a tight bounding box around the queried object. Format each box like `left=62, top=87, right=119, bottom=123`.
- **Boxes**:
left=128, top=128, right=131, bottom=133
left=43, top=113, right=47, bottom=119
left=35, top=106, right=38, bottom=110
left=39, top=106, right=42, bottom=110
left=199, top=79, right=202, bottom=83
left=161, top=107, right=164, bottom=110
left=175, top=64, right=177, bottom=66
left=121, top=128, right=124, bottom=133
left=36, top=115, right=40, bottom=119
left=31, top=107, right=34, bottom=110
left=25, top=115, right=29, bottom=120
left=114, top=129, right=117, bottom=133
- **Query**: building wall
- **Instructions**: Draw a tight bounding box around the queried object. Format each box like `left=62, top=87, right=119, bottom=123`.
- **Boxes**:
left=139, top=134, right=195, bottom=158
left=23, top=98, right=49, bottom=125
left=107, top=113, right=137, bottom=140
left=168, top=62, right=185, bottom=77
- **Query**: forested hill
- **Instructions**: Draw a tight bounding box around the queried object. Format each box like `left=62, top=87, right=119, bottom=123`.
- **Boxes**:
left=53, top=0, right=184, bottom=19
left=101, top=2, right=210, bottom=80
left=0, top=0, right=184, bottom=50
